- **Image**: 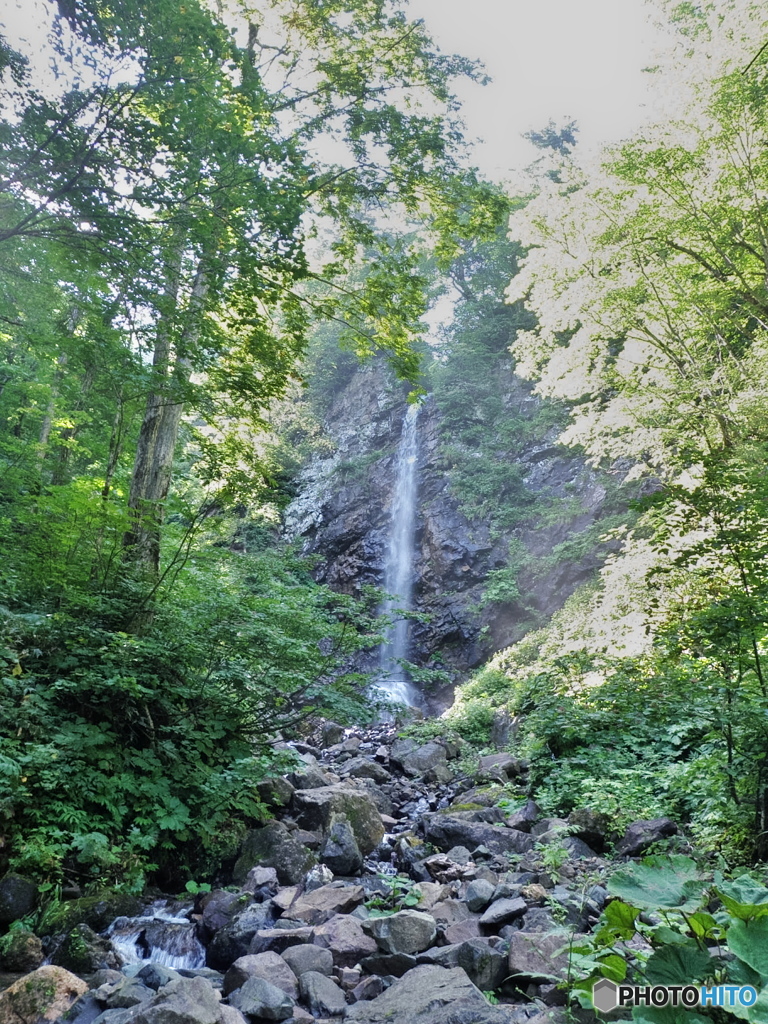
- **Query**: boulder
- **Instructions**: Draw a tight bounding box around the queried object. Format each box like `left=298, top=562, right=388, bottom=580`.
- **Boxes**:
left=227, top=976, right=294, bottom=1022
left=0, top=927, right=44, bottom=972
left=445, top=846, right=472, bottom=865
left=456, top=938, right=508, bottom=991
left=219, top=1007, right=248, bottom=1024
left=359, top=952, right=417, bottom=978
left=0, top=966, right=88, bottom=1024
left=248, top=927, right=314, bottom=956
left=615, top=818, right=679, bottom=857
left=479, top=897, right=527, bottom=929
left=476, top=753, right=525, bottom=782
left=222, top=952, right=299, bottom=999
left=303, top=864, right=334, bottom=892
left=280, top=944, right=334, bottom=979
left=443, top=919, right=481, bottom=944
left=293, top=786, right=384, bottom=854
left=257, top=777, right=296, bottom=809
left=207, top=902, right=275, bottom=969
left=345, top=965, right=513, bottom=1024
left=320, top=818, right=363, bottom=876
left=340, top=757, right=391, bottom=784
left=422, top=815, right=533, bottom=857
left=505, top=800, right=540, bottom=833
left=51, top=923, right=122, bottom=974
left=391, top=741, right=447, bottom=777
left=350, top=977, right=383, bottom=1003
left=298, top=972, right=346, bottom=1018
left=0, top=874, right=38, bottom=925
left=464, top=879, right=495, bottom=913
left=242, top=867, right=280, bottom=900
left=508, top=930, right=581, bottom=982
left=232, top=822, right=316, bottom=886
left=199, top=891, right=247, bottom=938
left=135, top=965, right=182, bottom=991
left=312, top=915, right=377, bottom=967
left=320, top=722, right=346, bottom=747
left=369, top=910, right=437, bottom=955
left=567, top=807, right=613, bottom=851
left=131, top=977, right=223, bottom=1024
left=288, top=884, right=365, bottom=926
left=104, top=978, right=155, bottom=1008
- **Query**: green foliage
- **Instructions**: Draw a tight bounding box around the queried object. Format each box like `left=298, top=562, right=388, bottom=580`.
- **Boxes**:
left=365, top=874, right=422, bottom=917
left=0, top=535, right=379, bottom=890
left=573, top=856, right=768, bottom=1022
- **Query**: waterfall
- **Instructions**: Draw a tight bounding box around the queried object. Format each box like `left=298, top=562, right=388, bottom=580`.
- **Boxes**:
left=378, top=402, right=421, bottom=706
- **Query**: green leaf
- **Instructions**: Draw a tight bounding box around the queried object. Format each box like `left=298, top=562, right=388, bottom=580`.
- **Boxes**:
left=644, top=942, right=712, bottom=985
left=598, top=953, right=627, bottom=982
left=727, top=918, right=768, bottom=983
left=632, top=1007, right=708, bottom=1024
left=687, top=912, right=718, bottom=939
left=716, top=879, right=768, bottom=921
left=607, top=856, right=707, bottom=912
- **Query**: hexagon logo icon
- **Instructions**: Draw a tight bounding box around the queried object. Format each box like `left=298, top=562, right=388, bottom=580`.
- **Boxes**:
left=593, top=978, right=619, bottom=1013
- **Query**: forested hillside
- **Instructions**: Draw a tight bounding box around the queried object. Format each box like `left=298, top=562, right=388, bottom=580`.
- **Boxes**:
left=2, top=0, right=768, bottom=1019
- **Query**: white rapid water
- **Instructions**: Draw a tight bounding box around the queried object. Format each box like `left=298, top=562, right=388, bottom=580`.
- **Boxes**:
left=378, top=402, right=421, bottom=706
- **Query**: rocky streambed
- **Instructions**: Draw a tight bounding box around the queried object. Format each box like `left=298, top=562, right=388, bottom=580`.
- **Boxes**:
left=0, top=722, right=679, bottom=1024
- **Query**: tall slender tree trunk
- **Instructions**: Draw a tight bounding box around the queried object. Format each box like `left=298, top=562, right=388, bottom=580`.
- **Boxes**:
left=123, top=249, right=209, bottom=573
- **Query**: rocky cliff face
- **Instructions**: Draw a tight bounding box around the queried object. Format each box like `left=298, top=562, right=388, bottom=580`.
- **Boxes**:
left=283, top=362, right=616, bottom=710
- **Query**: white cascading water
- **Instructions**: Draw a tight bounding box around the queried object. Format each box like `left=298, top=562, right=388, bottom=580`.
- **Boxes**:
left=378, top=402, right=421, bottom=706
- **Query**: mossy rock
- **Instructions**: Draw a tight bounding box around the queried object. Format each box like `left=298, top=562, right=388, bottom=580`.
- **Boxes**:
left=51, top=923, right=121, bottom=975
left=0, top=926, right=44, bottom=972
left=39, top=892, right=142, bottom=937
left=441, top=803, right=484, bottom=814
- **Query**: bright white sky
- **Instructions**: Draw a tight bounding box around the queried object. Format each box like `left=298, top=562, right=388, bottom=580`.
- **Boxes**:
left=0, top=0, right=667, bottom=180
left=409, top=0, right=667, bottom=179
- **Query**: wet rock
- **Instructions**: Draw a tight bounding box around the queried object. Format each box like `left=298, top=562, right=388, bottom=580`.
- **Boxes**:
left=280, top=944, right=334, bottom=979
left=479, top=897, right=527, bottom=929
left=293, top=786, right=384, bottom=854
left=320, top=818, right=363, bottom=876
left=615, top=818, right=679, bottom=857
left=369, top=909, right=437, bottom=955
left=422, top=815, right=533, bottom=857
left=0, top=874, right=38, bottom=925
left=223, top=952, right=299, bottom=999
left=0, top=965, right=87, bottom=1024
left=0, top=926, right=44, bottom=972
left=227, top=976, right=294, bottom=1022
left=257, top=777, right=296, bottom=809
left=464, top=879, right=495, bottom=913
left=312, top=915, right=377, bottom=968
left=508, top=930, right=582, bottom=982
left=456, top=938, right=508, bottom=991
left=207, top=903, right=276, bottom=968
left=345, top=964, right=512, bottom=1024
left=52, top=923, right=122, bottom=974
left=233, top=822, right=316, bottom=887
left=298, top=972, right=346, bottom=1017
left=288, top=884, right=365, bottom=926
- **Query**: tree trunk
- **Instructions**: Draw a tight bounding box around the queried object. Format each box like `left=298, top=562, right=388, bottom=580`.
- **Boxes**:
left=123, top=254, right=209, bottom=573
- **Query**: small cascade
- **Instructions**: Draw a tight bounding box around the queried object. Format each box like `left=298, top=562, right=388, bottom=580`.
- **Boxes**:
left=378, top=402, right=421, bottom=705
left=107, top=900, right=206, bottom=971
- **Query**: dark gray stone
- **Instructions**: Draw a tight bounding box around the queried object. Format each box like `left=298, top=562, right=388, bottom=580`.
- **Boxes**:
left=423, top=815, right=533, bottom=857
left=207, top=902, right=275, bottom=969
left=280, top=944, right=334, bottom=978
left=464, top=879, right=495, bottom=913
left=321, top=818, right=363, bottom=876
left=0, top=873, right=38, bottom=924
left=298, top=972, right=346, bottom=1017
left=479, top=897, right=527, bottom=928
left=222, top=952, right=299, bottom=999
left=228, top=976, right=294, bottom=1021
left=233, top=822, right=316, bottom=886
left=457, top=939, right=507, bottom=991
left=615, top=817, right=679, bottom=857
left=369, top=910, right=437, bottom=955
